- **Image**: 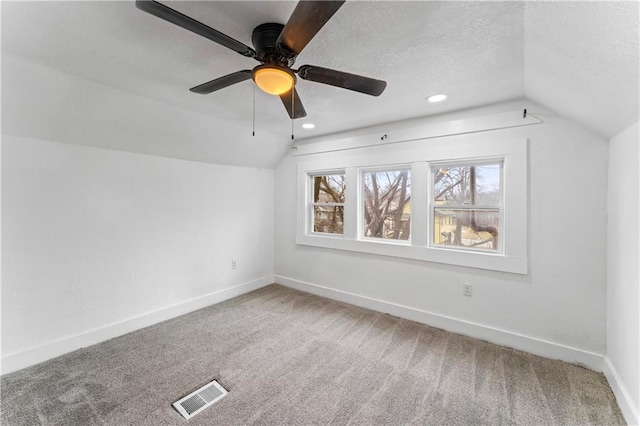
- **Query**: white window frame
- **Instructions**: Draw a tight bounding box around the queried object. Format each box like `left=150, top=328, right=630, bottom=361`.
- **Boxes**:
left=296, top=133, right=528, bottom=274
left=428, top=159, right=504, bottom=254
left=307, top=170, right=346, bottom=237
left=359, top=165, right=412, bottom=244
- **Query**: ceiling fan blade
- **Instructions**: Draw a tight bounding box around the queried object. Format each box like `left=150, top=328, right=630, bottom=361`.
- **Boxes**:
left=136, top=0, right=256, bottom=58
left=298, top=65, right=387, bottom=96
left=276, top=1, right=345, bottom=56
left=190, top=70, right=252, bottom=94
left=280, top=88, right=307, bottom=119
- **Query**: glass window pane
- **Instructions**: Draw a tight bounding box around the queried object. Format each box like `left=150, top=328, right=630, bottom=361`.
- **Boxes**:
left=312, top=174, right=345, bottom=203
left=363, top=169, right=411, bottom=240
left=474, top=164, right=501, bottom=205
left=433, top=208, right=499, bottom=250
left=433, top=164, right=501, bottom=206
left=313, top=205, right=344, bottom=234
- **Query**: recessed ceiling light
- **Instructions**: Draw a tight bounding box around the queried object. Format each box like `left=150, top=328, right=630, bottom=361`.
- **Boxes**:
left=302, top=123, right=315, bottom=129
left=426, top=94, right=447, bottom=103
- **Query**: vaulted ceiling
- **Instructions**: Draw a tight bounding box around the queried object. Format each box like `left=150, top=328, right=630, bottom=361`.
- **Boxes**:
left=2, top=1, right=638, bottom=168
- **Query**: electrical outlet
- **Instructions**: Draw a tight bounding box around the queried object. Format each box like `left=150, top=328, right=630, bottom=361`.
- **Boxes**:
left=463, top=283, right=472, bottom=297
left=231, top=260, right=237, bottom=270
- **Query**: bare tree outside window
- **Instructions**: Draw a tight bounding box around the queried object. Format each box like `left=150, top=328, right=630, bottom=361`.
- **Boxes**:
left=433, top=163, right=501, bottom=251
left=363, top=169, right=411, bottom=240
left=311, top=173, right=345, bottom=234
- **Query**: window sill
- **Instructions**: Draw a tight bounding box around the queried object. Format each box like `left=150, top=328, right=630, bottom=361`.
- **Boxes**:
left=296, top=233, right=527, bottom=274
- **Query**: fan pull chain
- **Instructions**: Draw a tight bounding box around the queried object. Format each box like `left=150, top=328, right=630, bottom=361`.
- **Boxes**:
left=252, top=85, right=256, bottom=136
left=291, top=89, right=295, bottom=140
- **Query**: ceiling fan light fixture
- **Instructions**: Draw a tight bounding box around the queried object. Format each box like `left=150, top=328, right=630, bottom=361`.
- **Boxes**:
left=253, top=65, right=295, bottom=95
left=302, top=123, right=315, bottom=129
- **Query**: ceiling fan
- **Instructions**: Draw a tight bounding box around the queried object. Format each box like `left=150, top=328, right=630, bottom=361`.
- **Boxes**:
left=135, top=0, right=387, bottom=119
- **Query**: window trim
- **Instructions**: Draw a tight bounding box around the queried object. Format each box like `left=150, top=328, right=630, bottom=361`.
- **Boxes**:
left=296, top=134, right=528, bottom=274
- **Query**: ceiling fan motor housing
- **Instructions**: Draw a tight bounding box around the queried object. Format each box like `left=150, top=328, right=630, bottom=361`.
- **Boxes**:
left=136, top=0, right=384, bottom=119
left=251, top=23, right=295, bottom=67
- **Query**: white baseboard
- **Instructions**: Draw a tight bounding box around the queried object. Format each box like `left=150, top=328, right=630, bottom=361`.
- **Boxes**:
left=604, top=357, right=640, bottom=426
left=275, top=275, right=604, bottom=372
left=1, top=276, right=273, bottom=375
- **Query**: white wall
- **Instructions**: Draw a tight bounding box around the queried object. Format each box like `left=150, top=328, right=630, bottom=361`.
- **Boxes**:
left=275, top=101, right=609, bottom=362
left=606, top=120, right=640, bottom=424
left=1, top=136, right=274, bottom=372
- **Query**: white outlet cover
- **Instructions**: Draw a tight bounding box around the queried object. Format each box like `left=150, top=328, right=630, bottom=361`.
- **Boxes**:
left=463, top=284, right=473, bottom=296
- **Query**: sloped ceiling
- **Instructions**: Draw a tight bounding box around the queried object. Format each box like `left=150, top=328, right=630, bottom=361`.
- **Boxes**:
left=1, top=1, right=638, bottom=168
left=524, top=1, right=639, bottom=138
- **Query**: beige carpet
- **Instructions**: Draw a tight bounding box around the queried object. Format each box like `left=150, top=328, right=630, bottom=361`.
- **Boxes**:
left=1, top=284, right=625, bottom=425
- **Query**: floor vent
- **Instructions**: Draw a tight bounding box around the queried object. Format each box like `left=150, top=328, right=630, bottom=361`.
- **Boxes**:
left=173, top=379, right=228, bottom=420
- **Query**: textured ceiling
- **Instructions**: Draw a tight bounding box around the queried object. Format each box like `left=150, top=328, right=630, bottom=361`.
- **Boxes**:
left=524, top=1, right=639, bottom=138
left=1, top=1, right=638, bottom=168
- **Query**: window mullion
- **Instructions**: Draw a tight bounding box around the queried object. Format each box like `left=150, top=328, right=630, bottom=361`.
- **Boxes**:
left=344, top=167, right=358, bottom=239
left=411, top=162, right=428, bottom=246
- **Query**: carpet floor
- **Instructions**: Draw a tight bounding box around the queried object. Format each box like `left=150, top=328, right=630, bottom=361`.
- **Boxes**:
left=1, top=284, right=625, bottom=425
